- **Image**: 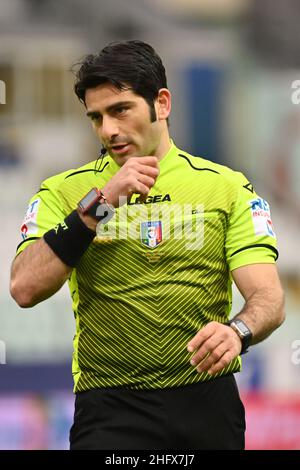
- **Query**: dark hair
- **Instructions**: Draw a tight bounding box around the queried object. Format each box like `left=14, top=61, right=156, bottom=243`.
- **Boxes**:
left=74, top=40, right=168, bottom=122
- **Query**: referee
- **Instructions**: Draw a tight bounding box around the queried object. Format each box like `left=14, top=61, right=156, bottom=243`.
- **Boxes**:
left=10, top=40, right=285, bottom=450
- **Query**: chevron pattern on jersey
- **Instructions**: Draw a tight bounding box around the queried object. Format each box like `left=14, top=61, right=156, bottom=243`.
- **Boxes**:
left=60, top=146, right=244, bottom=391
left=17, top=142, right=277, bottom=392
left=72, top=202, right=241, bottom=392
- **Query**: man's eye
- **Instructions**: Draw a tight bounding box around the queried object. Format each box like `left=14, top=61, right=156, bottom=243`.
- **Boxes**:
left=115, top=107, right=128, bottom=114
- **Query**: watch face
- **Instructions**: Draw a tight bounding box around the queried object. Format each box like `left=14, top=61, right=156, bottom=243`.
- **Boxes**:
left=78, top=188, right=115, bottom=223
left=229, top=319, right=252, bottom=354
left=234, top=320, right=251, bottom=337
left=80, top=189, right=98, bottom=208
left=79, top=188, right=99, bottom=210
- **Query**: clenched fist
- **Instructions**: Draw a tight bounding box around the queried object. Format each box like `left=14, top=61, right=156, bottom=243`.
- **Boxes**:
left=102, top=156, right=160, bottom=208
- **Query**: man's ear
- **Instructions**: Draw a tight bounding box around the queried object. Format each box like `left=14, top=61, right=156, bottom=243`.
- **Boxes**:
left=156, top=88, right=171, bottom=120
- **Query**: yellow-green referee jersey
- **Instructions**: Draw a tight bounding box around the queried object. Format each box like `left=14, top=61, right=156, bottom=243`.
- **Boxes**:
left=17, top=141, right=278, bottom=392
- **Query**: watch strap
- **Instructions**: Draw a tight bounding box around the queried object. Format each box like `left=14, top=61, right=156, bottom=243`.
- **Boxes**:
left=226, top=319, right=252, bottom=355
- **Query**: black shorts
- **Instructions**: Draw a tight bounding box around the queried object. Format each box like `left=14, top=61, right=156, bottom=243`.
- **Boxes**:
left=69, top=374, right=245, bottom=450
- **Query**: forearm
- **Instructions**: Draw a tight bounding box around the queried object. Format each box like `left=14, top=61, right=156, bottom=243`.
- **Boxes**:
left=233, top=286, right=285, bottom=345
left=186, top=280, right=285, bottom=376
left=10, top=239, right=72, bottom=308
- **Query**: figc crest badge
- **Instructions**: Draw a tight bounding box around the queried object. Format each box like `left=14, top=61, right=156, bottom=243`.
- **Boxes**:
left=140, top=221, right=163, bottom=248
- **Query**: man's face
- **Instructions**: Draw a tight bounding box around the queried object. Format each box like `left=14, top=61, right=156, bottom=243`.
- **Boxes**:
left=85, top=83, right=164, bottom=166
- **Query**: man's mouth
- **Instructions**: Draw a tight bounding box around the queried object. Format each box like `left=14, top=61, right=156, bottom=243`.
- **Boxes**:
left=110, top=143, right=131, bottom=154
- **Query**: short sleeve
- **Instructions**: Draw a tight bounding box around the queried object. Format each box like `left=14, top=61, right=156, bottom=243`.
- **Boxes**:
left=225, top=175, right=278, bottom=272
left=16, top=178, right=68, bottom=256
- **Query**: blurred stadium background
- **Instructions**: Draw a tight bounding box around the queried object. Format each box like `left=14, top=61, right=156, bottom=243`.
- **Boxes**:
left=1, top=0, right=300, bottom=450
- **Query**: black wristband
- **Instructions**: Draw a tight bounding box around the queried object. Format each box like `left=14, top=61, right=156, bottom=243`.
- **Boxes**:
left=43, top=210, right=96, bottom=267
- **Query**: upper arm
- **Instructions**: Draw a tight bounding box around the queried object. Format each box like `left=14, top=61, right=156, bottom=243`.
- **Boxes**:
left=231, top=263, right=284, bottom=302
left=16, top=178, right=68, bottom=258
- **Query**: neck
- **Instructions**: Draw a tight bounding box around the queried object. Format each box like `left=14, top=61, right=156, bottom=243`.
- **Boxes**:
left=154, top=129, right=172, bottom=161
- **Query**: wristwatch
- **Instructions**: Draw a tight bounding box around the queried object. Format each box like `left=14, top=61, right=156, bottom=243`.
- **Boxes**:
left=78, top=187, right=115, bottom=224
left=227, top=318, right=253, bottom=355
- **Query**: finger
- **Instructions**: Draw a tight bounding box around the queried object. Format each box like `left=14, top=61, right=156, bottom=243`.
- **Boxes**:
left=134, top=182, right=151, bottom=197
left=187, top=323, right=217, bottom=352
left=195, top=343, right=228, bottom=373
left=136, top=174, right=156, bottom=189
left=206, top=351, right=233, bottom=376
left=126, top=156, right=159, bottom=172
left=125, top=181, right=150, bottom=202
left=134, top=156, right=159, bottom=167
left=135, top=163, right=160, bottom=178
left=190, top=335, right=222, bottom=367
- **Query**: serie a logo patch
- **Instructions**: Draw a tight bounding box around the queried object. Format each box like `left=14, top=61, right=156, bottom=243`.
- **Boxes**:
left=21, top=198, right=40, bottom=239
left=249, top=197, right=276, bottom=238
left=140, top=221, right=163, bottom=248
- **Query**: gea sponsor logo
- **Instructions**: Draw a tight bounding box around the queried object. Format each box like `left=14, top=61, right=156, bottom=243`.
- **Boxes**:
left=128, top=193, right=171, bottom=205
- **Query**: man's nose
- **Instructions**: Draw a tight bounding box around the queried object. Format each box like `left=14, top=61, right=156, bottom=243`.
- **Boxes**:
left=100, top=115, right=119, bottom=142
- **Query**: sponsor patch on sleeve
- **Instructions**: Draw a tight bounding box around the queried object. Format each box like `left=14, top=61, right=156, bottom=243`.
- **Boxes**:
left=21, top=198, right=40, bottom=239
left=249, top=198, right=276, bottom=238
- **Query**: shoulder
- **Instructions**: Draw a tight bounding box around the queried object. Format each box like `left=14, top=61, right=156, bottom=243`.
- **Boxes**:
left=176, top=148, right=250, bottom=188
left=38, top=158, right=108, bottom=191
